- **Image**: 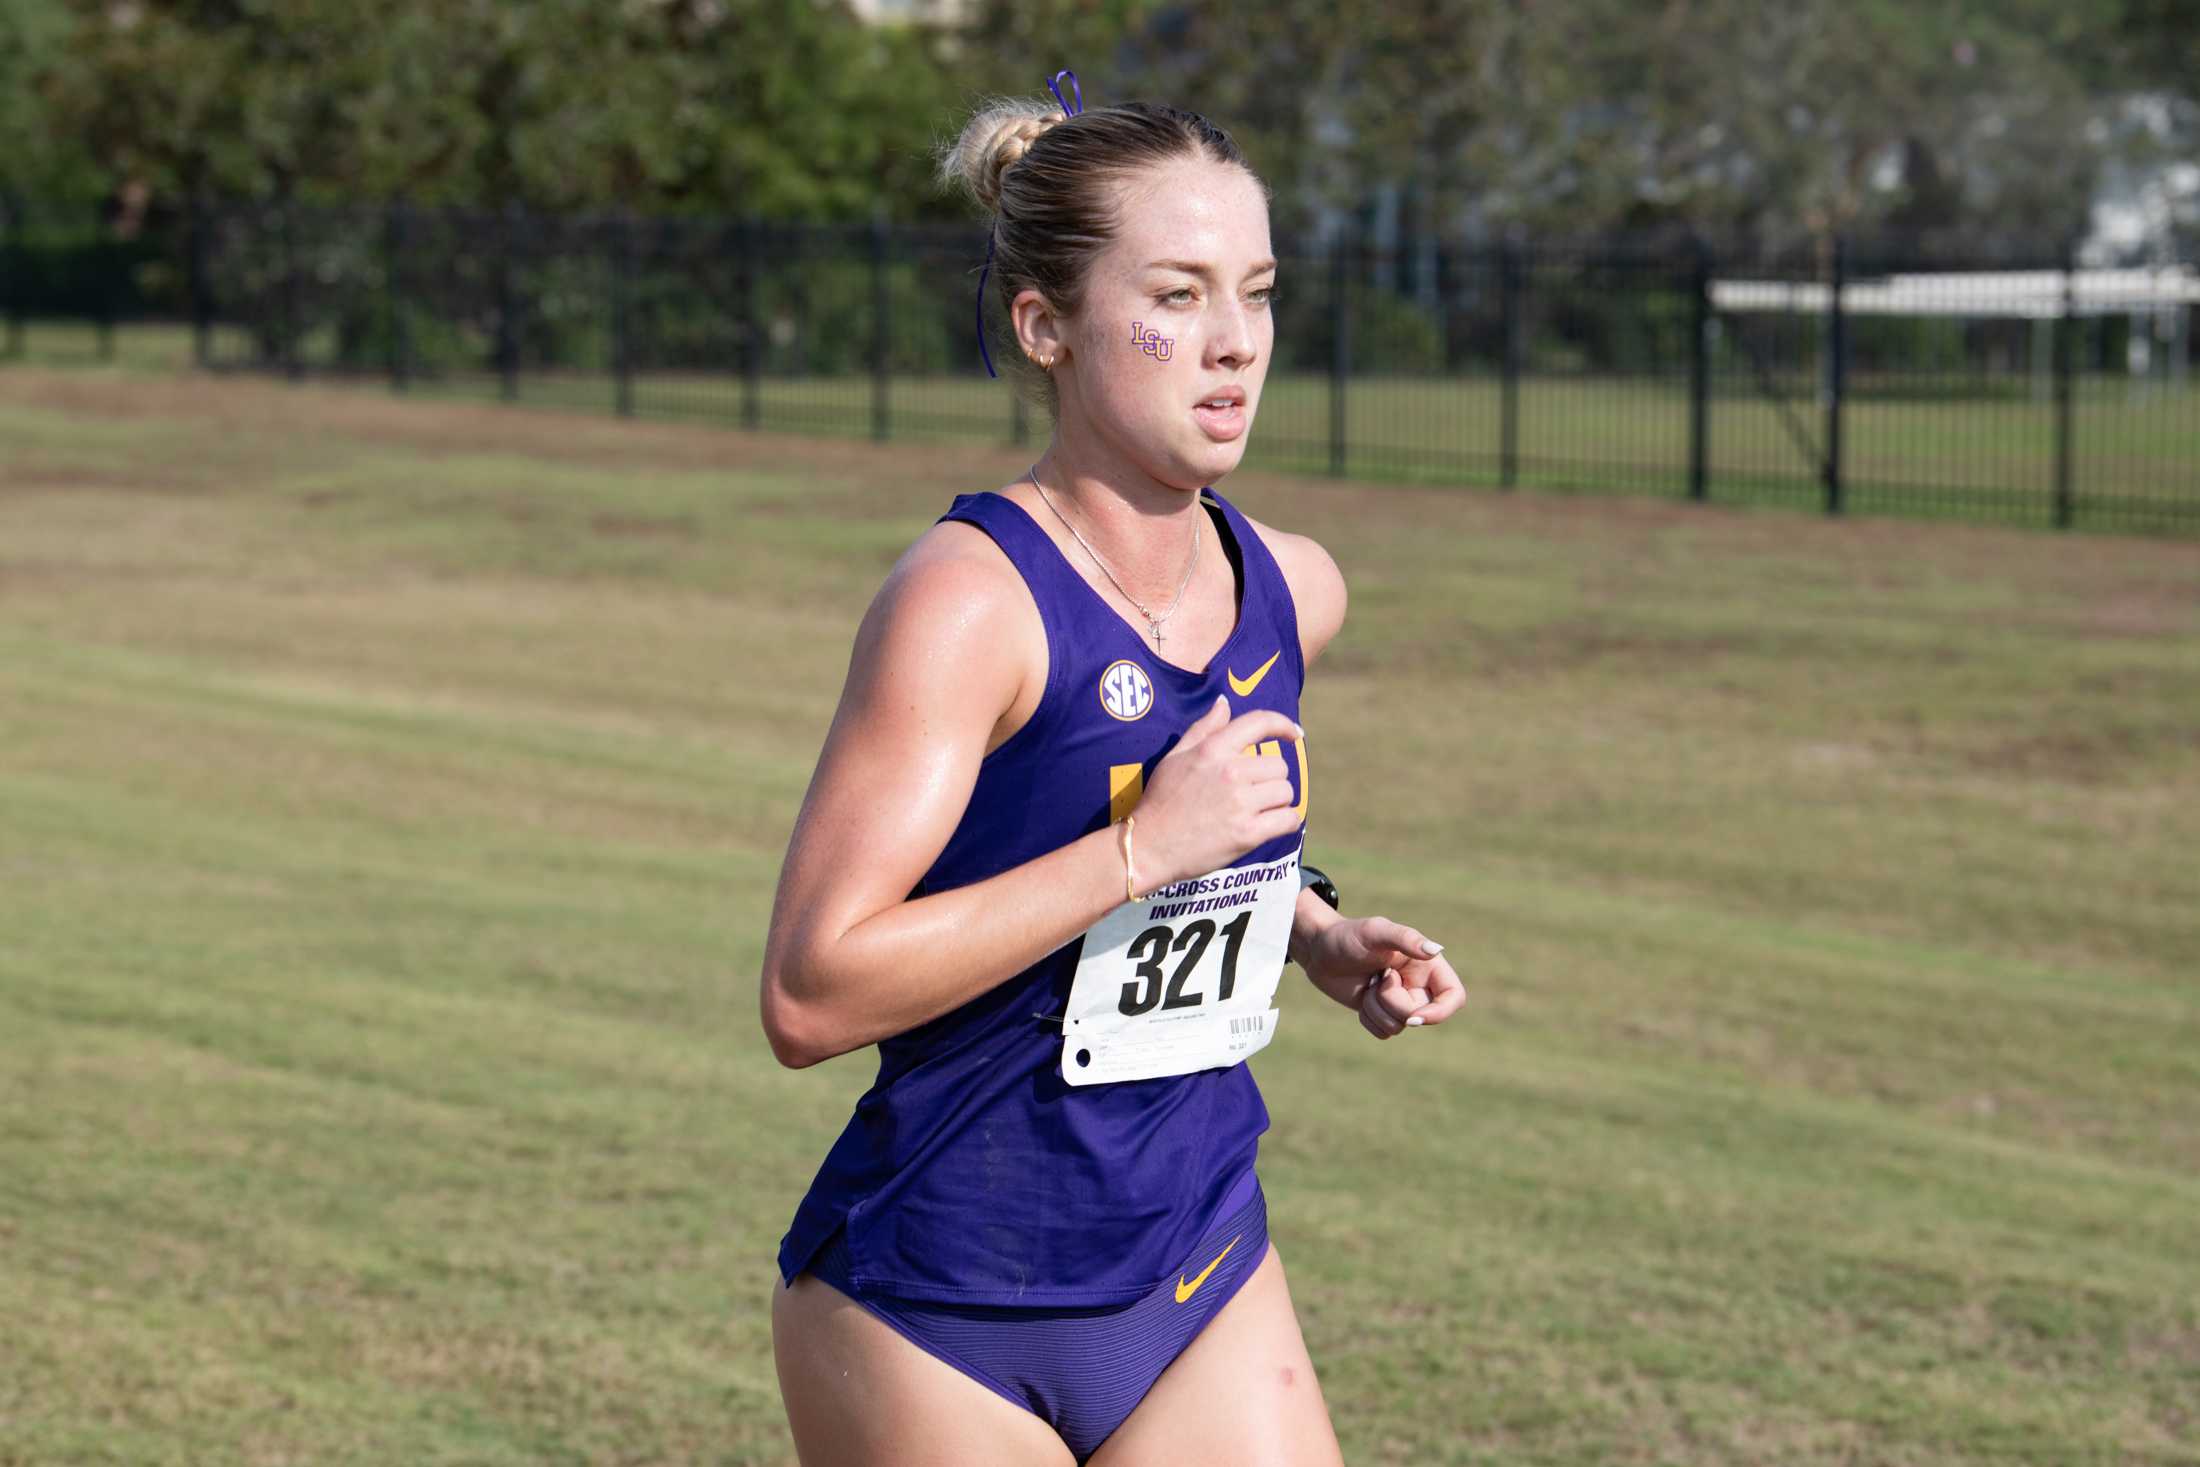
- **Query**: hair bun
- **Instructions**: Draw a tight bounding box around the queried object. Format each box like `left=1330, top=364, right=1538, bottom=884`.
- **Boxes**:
left=937, top=101, right=1069, bottom=215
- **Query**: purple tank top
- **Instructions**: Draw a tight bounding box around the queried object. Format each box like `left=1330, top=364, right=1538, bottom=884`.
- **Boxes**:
left=774, top=485, right=1308, bottom=1306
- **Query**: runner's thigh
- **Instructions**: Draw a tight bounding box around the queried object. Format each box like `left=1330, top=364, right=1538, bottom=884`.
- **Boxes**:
left=771, top=1272, right=1077, bottom=1467
left=1087, top=1243, right=1345, bottom=1467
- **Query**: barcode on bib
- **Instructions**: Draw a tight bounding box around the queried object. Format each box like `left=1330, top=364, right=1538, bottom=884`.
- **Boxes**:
left=1230, top=1014, right=1266, bottom=1036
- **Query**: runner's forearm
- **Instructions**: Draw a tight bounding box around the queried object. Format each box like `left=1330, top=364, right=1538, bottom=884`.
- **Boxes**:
left=1289, top=887, right=1361, bottom=1008
left=764, top=824, right=1130, bottom=1066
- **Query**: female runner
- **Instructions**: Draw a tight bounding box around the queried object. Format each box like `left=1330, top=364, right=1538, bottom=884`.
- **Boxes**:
left=762, top=77, right=1466, bottom=1466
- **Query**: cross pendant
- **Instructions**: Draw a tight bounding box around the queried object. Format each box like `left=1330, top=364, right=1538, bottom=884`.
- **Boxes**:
left=1150, top=620, right=1165, bottom=644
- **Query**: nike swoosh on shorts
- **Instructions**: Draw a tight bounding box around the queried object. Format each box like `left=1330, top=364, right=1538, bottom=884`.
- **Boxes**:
left=1175, top=1235, right=1241, bottom=1303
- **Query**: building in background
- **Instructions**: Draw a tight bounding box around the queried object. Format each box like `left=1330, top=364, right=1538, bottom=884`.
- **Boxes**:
left=844, top=0, right=974, bottom=25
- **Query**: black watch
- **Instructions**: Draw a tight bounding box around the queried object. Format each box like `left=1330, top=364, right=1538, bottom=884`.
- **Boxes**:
left=1299, top=861, right=1340, bottom=911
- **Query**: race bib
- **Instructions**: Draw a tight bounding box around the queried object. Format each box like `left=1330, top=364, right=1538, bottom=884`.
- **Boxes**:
left=1059, top=848, right=1299, bottom=1086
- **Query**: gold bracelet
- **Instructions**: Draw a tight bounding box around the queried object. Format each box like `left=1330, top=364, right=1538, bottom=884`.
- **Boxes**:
left=1120, top=814, right=1141, bottom=902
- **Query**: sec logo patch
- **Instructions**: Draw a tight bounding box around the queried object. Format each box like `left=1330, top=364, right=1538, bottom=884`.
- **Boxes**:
left=1098, top=659, right=1155, bottom=722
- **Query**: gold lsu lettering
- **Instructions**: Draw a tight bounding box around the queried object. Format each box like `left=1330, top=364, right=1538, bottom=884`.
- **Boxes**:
left=1109, top=738, right=1308, bottom=826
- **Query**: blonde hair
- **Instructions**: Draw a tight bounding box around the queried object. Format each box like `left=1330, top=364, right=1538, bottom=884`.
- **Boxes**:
left=936, top=99, right=1073, bottom=216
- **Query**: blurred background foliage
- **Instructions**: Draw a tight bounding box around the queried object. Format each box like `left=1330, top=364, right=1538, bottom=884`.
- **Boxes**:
left=2, top=0, right=2195, bottom=255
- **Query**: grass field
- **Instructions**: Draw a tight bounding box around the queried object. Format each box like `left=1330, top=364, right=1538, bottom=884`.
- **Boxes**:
left=2, top=362, right=2198, bottom=1465
left=10, top=319, right=2196, bottom=535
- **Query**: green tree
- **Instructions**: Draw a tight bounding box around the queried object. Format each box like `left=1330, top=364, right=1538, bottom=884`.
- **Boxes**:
left=13, top=0, right=2194, bottom=252
left=0, top=0, right=97, bottom=201
left=1494, top=0, right=2109, bottom=252
left=943, top=0, right=2165, bottom=254
left=40, top=0, right=969, bottom=217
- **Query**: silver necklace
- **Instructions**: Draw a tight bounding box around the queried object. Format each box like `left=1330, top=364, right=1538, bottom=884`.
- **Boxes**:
left=1028, top=463, right=1200, bottom=645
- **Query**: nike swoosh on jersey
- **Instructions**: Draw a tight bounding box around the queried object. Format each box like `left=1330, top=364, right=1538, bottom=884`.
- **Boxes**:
left=1175, top=1235, right=1241, bottom=1303
left=1227, top=650, right=1281, bottom=697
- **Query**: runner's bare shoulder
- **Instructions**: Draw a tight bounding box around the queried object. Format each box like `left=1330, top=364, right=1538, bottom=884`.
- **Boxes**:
left=1235, top=511, right=1347, bottom=668
left=844, top=517, right=1046, bottom=755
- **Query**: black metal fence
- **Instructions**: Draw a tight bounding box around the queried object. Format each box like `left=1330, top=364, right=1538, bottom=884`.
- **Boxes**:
left=4, top=196, right=2196, bottom=535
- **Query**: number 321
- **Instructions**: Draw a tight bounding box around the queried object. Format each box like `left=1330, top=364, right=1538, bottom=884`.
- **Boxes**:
left=1119, top=909, right=1252, bottom=1016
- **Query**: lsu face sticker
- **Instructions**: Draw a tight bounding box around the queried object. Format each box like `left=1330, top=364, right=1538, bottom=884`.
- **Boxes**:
left=1131, top=321, right=1175, bottom=362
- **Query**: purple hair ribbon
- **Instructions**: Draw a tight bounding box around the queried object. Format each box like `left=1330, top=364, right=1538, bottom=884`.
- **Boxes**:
left=978, top=69, right=1084, bottom=378
left=977, top=226, right=999, bottom=377
left=1048, top=70, right=1083, bottom=118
